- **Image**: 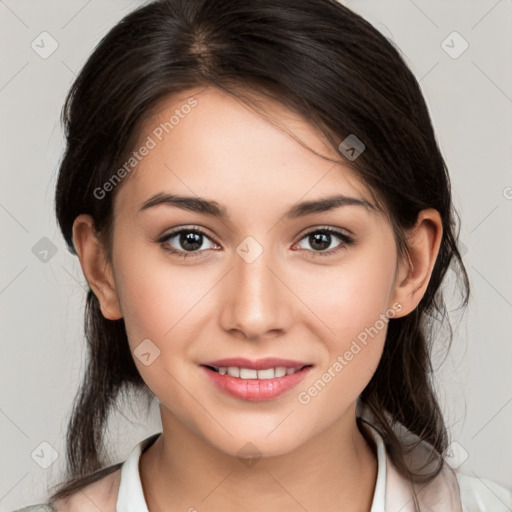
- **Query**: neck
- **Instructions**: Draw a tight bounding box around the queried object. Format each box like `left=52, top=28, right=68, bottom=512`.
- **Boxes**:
left=140, top=403, right=377, bottom=512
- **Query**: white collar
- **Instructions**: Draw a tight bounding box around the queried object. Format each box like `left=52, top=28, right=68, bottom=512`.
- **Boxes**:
left=116, top=432, right=158, bottom=512
left=115, top=419, right=465, bottom=512
left=115, top=423, right=392, bottom=512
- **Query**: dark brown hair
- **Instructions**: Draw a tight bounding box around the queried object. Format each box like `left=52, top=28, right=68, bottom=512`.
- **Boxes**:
left=49, top=0, right=469, bottom=506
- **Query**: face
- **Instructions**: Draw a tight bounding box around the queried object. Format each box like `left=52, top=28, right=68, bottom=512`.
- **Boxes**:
left=103, top=86, right=404, bottom=457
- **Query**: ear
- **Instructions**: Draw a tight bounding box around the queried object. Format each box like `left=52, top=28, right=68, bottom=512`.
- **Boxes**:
left=390, top=208, right=443, bottom=317
left=72, top=214, right=123, bottom=320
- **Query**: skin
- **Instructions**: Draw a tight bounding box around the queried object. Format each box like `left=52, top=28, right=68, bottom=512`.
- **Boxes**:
left=68, top=86, right=442, bottom=512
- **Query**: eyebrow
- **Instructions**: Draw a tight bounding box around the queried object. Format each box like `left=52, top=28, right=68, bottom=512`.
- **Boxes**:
left=138, top=192, right=376, bottom=219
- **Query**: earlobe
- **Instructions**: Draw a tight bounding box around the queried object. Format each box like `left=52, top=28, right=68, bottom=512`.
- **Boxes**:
left=390, top=209, right=443, bottom=317
left=72, top=214, right=123, bottom=320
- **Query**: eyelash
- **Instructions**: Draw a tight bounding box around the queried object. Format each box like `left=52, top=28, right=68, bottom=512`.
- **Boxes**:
left=157, top=226, right=354, bottom=259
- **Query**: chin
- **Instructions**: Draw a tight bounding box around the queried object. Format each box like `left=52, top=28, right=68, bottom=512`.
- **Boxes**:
left=202, top=423, right=309, bottom=460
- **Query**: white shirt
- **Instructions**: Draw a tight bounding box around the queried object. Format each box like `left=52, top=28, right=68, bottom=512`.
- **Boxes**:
left=115, top=423, right=511, bottom=512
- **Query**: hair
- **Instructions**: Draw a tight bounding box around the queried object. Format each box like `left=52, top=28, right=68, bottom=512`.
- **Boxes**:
left=49, top=0, right=470, bottom=507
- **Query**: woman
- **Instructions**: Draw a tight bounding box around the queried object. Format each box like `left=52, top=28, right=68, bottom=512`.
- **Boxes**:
left=14, top=0, right=511, bottom=510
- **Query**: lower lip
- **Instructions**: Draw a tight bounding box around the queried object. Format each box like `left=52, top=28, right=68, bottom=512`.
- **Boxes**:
left=201, top=366, right=312, bottom=401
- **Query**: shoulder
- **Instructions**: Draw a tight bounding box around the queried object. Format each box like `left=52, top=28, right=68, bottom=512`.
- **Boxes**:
left=456, top=472, right=511, bottom=512
left=46, top=468, right=121, bottom=512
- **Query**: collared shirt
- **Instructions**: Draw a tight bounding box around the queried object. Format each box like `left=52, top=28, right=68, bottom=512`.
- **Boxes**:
left=115, top=422, right=511, bottom=512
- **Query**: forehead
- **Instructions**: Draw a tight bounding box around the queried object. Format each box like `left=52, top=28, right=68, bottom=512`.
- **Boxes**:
left=115, top=86, right=375, bottom=217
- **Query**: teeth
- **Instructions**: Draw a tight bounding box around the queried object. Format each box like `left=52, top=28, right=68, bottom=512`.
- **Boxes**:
left=257, top=368, right=275, bottom=379
left=240, top=368, right=258, bottom=379
left=215, top=366, right=301, bottom=379
left=227, top=366, right=240, bottom=377
left=274, top=366, right=287, bottom=378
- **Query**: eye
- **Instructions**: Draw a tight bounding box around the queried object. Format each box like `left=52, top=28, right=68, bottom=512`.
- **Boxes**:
left=157, top=225, right=354, bottom=260
left=294, top=227, right=354, bottom=257
left=157, top=227, right=219, bottom=258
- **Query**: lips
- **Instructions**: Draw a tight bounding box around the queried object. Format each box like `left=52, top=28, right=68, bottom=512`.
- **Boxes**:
left=200, top=357, right=313, bottom=401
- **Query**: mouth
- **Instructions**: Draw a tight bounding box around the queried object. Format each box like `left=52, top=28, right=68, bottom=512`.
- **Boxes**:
left=203, top=364, right=309, bottom=378
left=200, top=358, right=313, bottom=401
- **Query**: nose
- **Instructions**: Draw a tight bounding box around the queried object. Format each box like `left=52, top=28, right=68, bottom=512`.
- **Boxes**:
left=218, top=244, right=294, bottom=341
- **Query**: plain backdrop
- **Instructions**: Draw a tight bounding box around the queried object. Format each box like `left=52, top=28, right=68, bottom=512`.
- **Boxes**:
left=1, top=0, right=511, bottom=509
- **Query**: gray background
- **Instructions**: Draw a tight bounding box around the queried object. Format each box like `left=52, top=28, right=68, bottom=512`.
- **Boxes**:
left=1, top=0, right=511, bottom=509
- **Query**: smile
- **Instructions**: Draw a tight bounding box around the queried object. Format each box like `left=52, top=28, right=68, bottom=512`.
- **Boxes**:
left=206, top=365, right=304, bottom=379
left=200, top=357, right=313, bottom=401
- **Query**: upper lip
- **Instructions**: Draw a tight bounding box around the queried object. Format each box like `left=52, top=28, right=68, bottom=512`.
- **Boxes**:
left=201, top=357, right=312, bottom=370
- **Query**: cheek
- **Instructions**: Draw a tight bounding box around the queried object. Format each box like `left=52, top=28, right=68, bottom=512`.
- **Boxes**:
left=299, top=248, right=396, bottom=344
left=113, top=248, right=214, bottom=350
left=112, top=254, right=213, bottom=398
left=295, top=248, right=397, bottom=399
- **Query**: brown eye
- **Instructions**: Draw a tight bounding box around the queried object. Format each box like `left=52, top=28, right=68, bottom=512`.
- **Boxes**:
left=295, top=228, right=354, bottom=257
left=158, top=227, right=219, bottom=258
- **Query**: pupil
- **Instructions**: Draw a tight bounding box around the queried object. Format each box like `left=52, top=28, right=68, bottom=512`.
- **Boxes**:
left=178, top=232, right=331, bottom=252
left=181, top=232, right=202, bottom=251
left=310, top=232, right=330, bottom=251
